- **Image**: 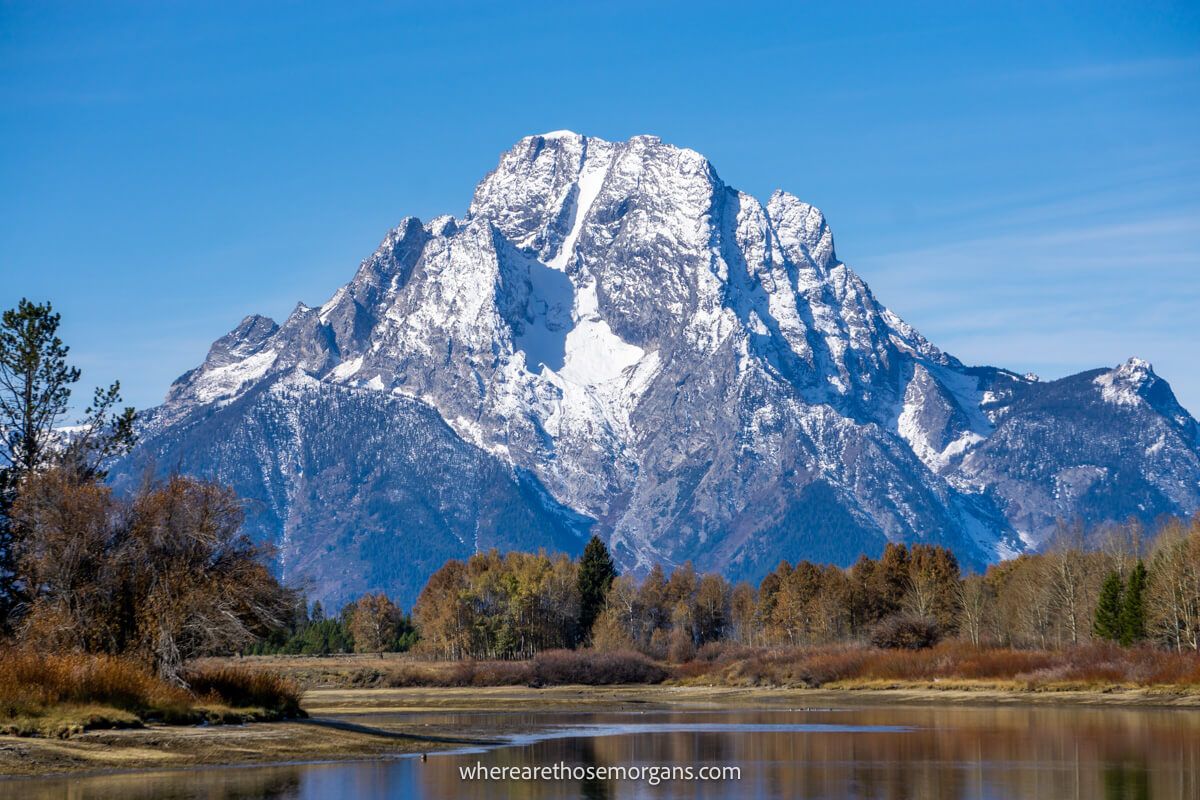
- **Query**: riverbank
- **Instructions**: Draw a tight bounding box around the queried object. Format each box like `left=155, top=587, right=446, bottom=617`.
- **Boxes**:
left=3, top=682, right=1199, bottom=778
left=194, top=642, right=1200, bottom=692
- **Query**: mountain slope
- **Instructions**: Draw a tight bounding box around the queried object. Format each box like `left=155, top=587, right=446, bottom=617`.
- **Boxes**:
left=112, top=132, right=1200, bottom=606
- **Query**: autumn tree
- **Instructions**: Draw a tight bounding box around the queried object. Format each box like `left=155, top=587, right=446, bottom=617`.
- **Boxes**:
left=812, top=566, right=853, bottom=642
left=591, top=603, right=637, bottom=653
left=1044, top=524, right=1091, bottom=646
left=348, top=593, right=407, bottom=654
left=11, top=468, right=127, bottom=652
left=413, top=550, right=580, bottom=659
left=728, top=582, right=757, bottom=645
left=1147, top=517, right=1200, bottom=651
left=636, top=563, right=670, bottom=642
left=667, top=602, right=696, bottom=662
left=124, top=475, right=293, bottom=683
left=754, top=562, right=787, bottom=642
left=991, top=555, right=1053, bottom=648
left=665, top=561, right=697, bottom=606
left=874, top=543, right=911, bottom=618
left=770, top=561, right=823, bottom=645
left=11, top=467, right=291, bottom=683
left=956, top=574, right=993, bottom=647
left=597, top=574, right=641, bottom=647
left=413, top=559, right=472, bottom=659
left=847, top=554, right=883, bottom=634
left=1098, top=518, right=1145, bottom=577
left=693, top=573, right=730, bottom=645
left=904, top=544, right=962, bottom=633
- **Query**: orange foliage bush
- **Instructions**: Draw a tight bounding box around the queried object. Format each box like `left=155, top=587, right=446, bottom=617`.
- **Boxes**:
left=0, top=649, right=190, bottom=717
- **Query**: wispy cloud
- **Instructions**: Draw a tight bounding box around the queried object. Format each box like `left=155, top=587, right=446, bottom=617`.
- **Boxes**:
left=1007, top=55, right=1200, bottom=84
left=855, top=194, right=1200, bottom=416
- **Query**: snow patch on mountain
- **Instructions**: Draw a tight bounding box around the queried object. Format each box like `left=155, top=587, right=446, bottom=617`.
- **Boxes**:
left=193, top=349, right=277, bottom=404
left=331, top=356, right=364, bottom=381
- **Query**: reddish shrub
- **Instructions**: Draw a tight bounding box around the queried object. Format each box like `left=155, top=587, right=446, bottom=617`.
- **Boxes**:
left=532, top=649, right=667, bottom=685
left=869, top=615, right=941, bottom=650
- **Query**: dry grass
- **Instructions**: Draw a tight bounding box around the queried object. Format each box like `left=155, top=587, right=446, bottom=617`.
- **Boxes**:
left=0, top=649, right=303, bottom=737
left=350, top=649, right=668, bottom=688
left=185, top=664, right=304, bottom=717
left=679, top=642, right=1200, bottom=691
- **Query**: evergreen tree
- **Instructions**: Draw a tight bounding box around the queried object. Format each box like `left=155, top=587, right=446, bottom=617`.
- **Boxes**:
left=0, top=300, right=79, bottom=480
left=0, top=299, right=135, bottom=631
left=577, top=535, right=616, bottom=643
left=1119, top=561, right=1148, bottom=646
left=1093, top=571, right=1124, bottom=642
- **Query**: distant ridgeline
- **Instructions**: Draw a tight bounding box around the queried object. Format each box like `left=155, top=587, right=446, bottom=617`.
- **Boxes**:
left=110, top=132, right=1200, bottom=608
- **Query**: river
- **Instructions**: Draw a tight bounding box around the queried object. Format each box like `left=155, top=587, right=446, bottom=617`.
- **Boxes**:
left=7, top=704, right=1200, bottom=798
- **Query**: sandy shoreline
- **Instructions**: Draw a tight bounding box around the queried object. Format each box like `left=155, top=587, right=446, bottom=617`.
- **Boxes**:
left=2, top=683, right=1198, bottom=779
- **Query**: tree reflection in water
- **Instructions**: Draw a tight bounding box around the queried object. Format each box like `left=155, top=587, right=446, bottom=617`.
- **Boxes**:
left=7, top=705, right=1199, bottom=800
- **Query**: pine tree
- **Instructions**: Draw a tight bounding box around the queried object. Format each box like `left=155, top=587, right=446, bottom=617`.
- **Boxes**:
left=0, top=299, right=135, bottom=631
left=0, top=300, right=79, bottom=480
left=577, top=535, right=616, bottom=644
left=1, top=300, right=81, bottom=629
left=1119, top=561, right=1148, bottom=646
left=1093, top=571, right=1124, bottom=642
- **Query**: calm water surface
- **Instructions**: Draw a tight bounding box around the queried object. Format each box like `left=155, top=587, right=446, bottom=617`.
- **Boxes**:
left=6, top=705, right=1200, bottom=799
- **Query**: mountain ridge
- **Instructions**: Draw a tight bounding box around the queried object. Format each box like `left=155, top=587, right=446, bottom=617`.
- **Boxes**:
left=112, top=131, right=1200, bottom=607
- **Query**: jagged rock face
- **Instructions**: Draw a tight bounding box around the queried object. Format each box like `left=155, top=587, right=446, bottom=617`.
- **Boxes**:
left=113, top=132, right=1200, bottom=607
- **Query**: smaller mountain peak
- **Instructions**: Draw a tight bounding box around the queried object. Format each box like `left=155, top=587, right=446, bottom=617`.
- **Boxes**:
left=287, top=302, right=315, bottom=322
left=425, top=215, right=458, bottom=237
left=1118, top=356, right=1154, bottom=375
left=235, top=313, right=277, bottom=334
left=388, top=215, right=424, bottom=238
left=767, top=190, right=835, bottom=267
left=768, top=190, right=824, bottom=219
left=1094, top=357, right=1156, bottom=407
left=214, top=314, right=277, bottom=352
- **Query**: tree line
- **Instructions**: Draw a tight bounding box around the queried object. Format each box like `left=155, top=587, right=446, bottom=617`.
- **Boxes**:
left=414, top=517, right=1200, bottom=660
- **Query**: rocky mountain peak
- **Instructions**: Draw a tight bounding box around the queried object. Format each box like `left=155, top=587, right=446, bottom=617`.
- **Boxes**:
left=116, top=133, right=1200, bottom=607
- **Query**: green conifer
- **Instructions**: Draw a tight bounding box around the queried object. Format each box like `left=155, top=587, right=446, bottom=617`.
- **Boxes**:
left=577, top=535, right=617, bottom=643
left=1092, top=571, right=1124, bottom=642
left=1119, top=561, right=1148, bottom=646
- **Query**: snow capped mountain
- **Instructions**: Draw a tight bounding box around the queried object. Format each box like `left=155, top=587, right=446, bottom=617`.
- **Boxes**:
left=113, top=132, right=1200, bottom=606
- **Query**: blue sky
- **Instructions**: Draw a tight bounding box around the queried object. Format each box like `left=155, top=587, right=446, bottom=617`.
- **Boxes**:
left=2, top=1, right=1198, bottom=415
